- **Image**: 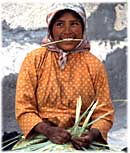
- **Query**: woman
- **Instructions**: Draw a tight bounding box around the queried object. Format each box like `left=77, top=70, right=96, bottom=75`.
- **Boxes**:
left=15, top=2, right=114, bottom=150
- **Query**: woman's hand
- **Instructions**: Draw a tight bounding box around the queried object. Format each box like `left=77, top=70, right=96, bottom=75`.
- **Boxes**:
left=71, top=128, right=100, bottom=150
left=45, top=126, right=71, bottom=144
left=34, top=122, right=71, bottom=144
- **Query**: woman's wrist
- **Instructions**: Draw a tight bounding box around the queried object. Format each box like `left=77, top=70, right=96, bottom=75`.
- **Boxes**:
left=34, top=121, right=51, bottom=136
left=89, top=128, right=101, bottom=141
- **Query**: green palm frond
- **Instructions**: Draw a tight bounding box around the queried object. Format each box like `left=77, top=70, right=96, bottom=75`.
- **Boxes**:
left=70, top=98, right=96, bottom=135
left=112, top=99, right=127, bottom=102
left=87, top=111, right=113, bottom=127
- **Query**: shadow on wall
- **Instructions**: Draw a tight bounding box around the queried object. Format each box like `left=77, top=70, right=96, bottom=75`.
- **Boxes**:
left=2, top=73, right=21, bottom=133
left=2, top=20, right=47, bottom=47
left=87, top=3, right=127, bottom=40
left=104, top=47, right=127, bottom=100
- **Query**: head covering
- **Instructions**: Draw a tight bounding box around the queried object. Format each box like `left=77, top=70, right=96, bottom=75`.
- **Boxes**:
left=42, top=2, right=90, bottom=69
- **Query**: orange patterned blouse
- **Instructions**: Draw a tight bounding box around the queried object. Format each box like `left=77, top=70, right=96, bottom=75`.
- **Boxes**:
left=15, top=47, right=114, bottom=142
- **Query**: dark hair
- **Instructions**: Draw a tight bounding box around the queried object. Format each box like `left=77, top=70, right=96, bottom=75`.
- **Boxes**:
left=49, top=9, right=84, bottom=38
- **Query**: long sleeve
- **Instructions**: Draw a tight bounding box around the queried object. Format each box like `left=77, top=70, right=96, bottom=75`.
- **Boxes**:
left=90, top=63, right=114, bottom=142
left=15, top=52, right=42, bottom=139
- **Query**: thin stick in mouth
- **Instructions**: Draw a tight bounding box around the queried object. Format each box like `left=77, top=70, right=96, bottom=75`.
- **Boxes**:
left=41, top=38, right=82, bottom=47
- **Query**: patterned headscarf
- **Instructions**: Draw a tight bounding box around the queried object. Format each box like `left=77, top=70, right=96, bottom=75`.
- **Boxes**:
left=42, top=2, right=90, bottom=69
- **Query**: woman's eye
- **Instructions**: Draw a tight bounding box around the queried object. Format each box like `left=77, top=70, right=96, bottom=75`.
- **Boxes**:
left=71, top=22, right=80, bottom=26
left=56, top=22, right=63, bottom=27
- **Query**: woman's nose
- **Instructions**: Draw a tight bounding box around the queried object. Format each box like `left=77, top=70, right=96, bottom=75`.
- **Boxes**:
left=63, top=24, right=71, bottom=34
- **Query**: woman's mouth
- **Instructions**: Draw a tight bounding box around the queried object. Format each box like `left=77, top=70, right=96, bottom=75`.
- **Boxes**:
left=59, top=38, right=81, bottom=42
left=41, top=38, right=82, bottom=47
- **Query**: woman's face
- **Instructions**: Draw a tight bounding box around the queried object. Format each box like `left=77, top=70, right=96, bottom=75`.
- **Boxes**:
left=52, top=12, right=83, bottom=51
